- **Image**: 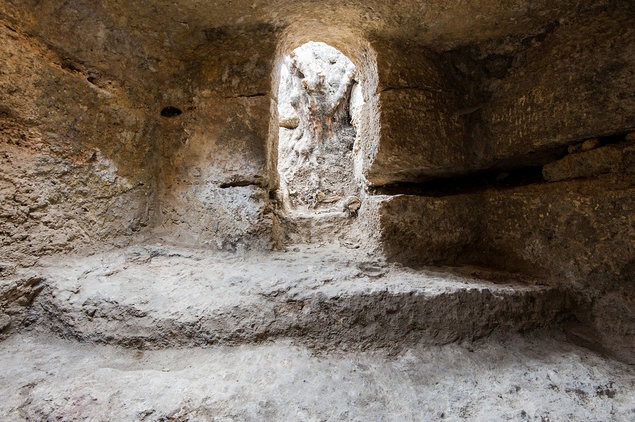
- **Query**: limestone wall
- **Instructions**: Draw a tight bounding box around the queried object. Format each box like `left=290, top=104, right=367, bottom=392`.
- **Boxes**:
left=0, top=21, right=154, bottom=263
left=1, top=3, right=282, bottom=253
left=364, top=40, right=466, bottom=186
left=365, top=5, right=635, bottom=186
left=477, top=7, right=635, bottom=168
left=378, top=148, right=634, bottom=362
left=364, top=4, right=634, bottom=363
left=154, top=24, right=279, bottom=250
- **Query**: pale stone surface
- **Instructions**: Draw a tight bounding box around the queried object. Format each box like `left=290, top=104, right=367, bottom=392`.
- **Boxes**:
left=1, top=331, right=633, bottom=421
left=34, top=243, right=568, bottom=350
left=277, top=42, right=359, bottom=213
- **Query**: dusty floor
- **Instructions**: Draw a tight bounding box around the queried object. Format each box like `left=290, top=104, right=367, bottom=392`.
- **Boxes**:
left=1, top=243, right=633, bottom=421
left=1, top=330, right=633, bottom=421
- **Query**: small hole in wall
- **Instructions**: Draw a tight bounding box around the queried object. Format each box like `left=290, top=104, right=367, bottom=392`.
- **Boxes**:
left=160, top=106, right=183, bottom=117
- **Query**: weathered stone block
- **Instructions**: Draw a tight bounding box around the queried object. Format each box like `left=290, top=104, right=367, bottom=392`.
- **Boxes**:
left=365, top=40, right=465, bottom=186
left=379, top=194, right=482, bottom=266
left=478, top=10, right=635, bottom=167
left=480, top=176, right=635, bottom=281
left=368, top=89, right=465, bottom=185
left=543, top=144, right=625, bottom=182
left=378, top=175, right=634, bottom=285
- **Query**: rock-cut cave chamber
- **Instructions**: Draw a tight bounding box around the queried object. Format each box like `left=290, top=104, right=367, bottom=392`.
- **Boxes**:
left=0, top=1, right=634, bottom=419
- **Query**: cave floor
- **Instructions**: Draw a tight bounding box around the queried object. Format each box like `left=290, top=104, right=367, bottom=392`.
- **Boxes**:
left=2, top=242, right=634, bottom=420
left=1, top=330, right=633, bottom=420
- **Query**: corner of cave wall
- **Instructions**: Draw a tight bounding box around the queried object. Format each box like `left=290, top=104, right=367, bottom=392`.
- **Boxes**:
left=365, top=38, right=468, bottom=186
left=477, top=6, right=635, bottom=168
left=0, top=20, right=155, bottom=265
left=368, top=5, right=635, bottom=363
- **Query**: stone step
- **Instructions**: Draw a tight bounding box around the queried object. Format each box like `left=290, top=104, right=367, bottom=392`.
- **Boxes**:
left=33, top=243, right=572, bottom=350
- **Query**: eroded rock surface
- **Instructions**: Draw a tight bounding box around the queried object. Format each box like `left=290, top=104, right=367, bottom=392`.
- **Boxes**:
left=0, top=21, right=153, bottom=263
left=278, top=42, right=359, bottom=213
left=33, top=243, right=569, bottom=350
left=2, top=331, right=634, bottom=421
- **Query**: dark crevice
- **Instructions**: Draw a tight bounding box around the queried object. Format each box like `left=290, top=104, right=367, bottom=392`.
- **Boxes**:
left=584, top=132, right=630, bottom=147
left=489, top=145, right=569, bottom=171
left=223, top=93, right=267, bottom=99
left=372, top=166, right=546, bottom=197
left=60, top=58, right=84, bottom=74
left=203, top=23, right=277, bottom=43
left=160, top=106, right=183, bottom=117
left=379, top=85, right=443, bottom=94
left=0, top=105, right=13, bottom=119
left=219, top=180, right=263, bottom=189
left=518, top=19, right=561, bottom=49
left=457, top=104, right=484, bottom=116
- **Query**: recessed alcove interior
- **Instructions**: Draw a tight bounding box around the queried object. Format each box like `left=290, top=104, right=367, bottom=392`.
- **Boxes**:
left=267, top=31, right=382, bottom=245
left=276, top=41, right=361, bottom=216
left=1, top=1, right=634, bottom=418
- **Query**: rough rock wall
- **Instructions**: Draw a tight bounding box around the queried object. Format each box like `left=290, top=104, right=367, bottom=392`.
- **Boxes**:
left=367, top=2, right=635, bottom=362
left=366, top=4, right=635, bottom=186
left=475, top=6, right=635, bottom=168
left=379, top=145, right=635, bottom=362
left=1, top=1, right=283, bottom=252
left=0, top=2, right=631, bottom=356
left=364, top=40, right=465, bottom=186
left=154, top=24, right=279, bottom=250
left=0, top=20, right=153, bottom=264
left=389, top=171, right=633, bottom=287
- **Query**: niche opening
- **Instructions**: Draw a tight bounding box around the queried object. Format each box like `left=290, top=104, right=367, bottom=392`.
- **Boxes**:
left=277, top=41, right=363, bottom=216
